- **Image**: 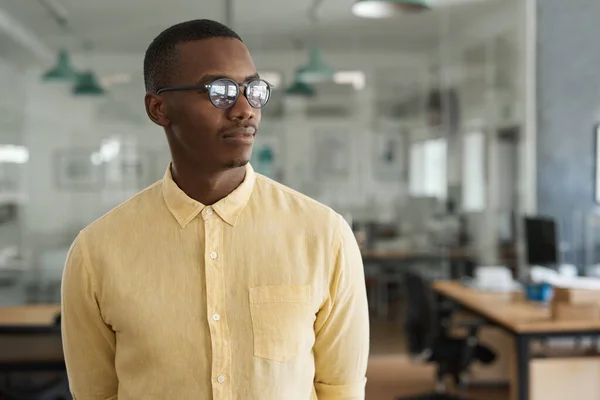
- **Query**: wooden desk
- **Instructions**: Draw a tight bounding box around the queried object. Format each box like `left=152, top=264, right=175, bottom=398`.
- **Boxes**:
left=0, top=305, right=61, bottom=330
left=433, top=281, right=600, bottom=333
left=362, top=248, right=472, bottom=262
left=362, top=249, right=474, bottom=280
left=0, top=304, right=64, bottom=373
left=433, top=281, right=600, bottom=400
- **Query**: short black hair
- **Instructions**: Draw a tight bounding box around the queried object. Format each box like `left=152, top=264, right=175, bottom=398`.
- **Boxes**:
left=143, top=19, right=242, bottom=93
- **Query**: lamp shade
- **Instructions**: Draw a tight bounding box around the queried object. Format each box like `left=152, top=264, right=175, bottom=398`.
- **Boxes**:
left=352, top=0, right=430, bottom=18
left=285, top=79, right=316, bottom=97
left=42, top=50, right=79, bottom=81
left=296, top=48, right=335, bottom=83
left=73, top=70, right=105, bottom=96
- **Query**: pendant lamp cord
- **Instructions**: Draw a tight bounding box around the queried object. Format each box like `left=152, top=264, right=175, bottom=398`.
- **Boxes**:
left=308, top=0, right=326, bottom=25
left=437, top=8, right=452, bottom=135
left=225, top=0, right=235, bottom=29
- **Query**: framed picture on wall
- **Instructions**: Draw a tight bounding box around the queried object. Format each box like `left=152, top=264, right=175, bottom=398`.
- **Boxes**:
left=372, top=125, right=406, bottom=182
left=312, top=127, right=351, bottom=182
left=54, top=148, right=103, bottom=191
left=103, top=147, right=156, bottom=190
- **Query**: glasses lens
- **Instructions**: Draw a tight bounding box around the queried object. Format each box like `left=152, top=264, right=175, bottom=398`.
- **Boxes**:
left=209, top=79, right=238, bottom=108
left=246, top=80, right=271, bottom=108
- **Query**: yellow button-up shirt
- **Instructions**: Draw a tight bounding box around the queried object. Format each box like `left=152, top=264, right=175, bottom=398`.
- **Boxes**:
left=61, top=163, right=370, bottom=400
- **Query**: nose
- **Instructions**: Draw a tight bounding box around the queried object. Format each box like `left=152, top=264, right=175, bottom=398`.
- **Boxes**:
left=227, top=89, right=256, bottom=121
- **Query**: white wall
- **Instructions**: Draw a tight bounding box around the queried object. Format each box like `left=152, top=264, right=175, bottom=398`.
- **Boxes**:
left=270, top=92, right=408, bottom=222
left=419, top=0, right=524, bottom=265
left=0, top=47, right=432, bottom=274
left=2, top=8, right=523, bottom=270
left=0, top=48, right=434, bottom=268
left=53, top=49, right=431, bottom=220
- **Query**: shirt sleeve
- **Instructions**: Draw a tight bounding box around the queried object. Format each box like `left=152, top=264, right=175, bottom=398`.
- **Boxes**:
left=61, top=233, right=119, bottom=400
left=313, top=214, right=370, bottom=399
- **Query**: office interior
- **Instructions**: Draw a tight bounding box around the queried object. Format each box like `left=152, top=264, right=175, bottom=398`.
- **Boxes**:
left=0, top=0, right=599, bottom=399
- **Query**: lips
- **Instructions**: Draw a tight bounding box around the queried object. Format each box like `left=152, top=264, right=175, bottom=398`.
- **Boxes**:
left=222, top=126, right=256, bottom=138
left=221, top=126, right=256, bottom=145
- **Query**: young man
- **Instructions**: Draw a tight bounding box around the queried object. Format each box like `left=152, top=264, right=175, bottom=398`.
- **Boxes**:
left=61, top=19, right=369, bottom=400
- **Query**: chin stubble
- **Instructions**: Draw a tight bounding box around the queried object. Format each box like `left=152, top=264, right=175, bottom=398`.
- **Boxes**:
left=225, top=159, right=250, bottom=169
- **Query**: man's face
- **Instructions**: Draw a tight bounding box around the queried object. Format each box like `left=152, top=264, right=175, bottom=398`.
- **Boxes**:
left=151, top=37, right=261, bottom=170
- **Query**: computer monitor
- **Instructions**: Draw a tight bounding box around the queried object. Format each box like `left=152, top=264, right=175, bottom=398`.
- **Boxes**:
left=524, top=217, right=559, bottom=266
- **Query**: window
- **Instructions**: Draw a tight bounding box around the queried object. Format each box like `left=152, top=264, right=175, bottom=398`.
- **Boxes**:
left=0, top=145, right=28, bottom=164
left=462, top=131, right=486, bottom=211
left=258, top=71, right=282, bottom=88
left=409, top=138, right=447, bottom=198
left=333, top=71, right=366, bottom=90
left=596, top=124, right=600, bottom=204
left=409, top=141, right=424, bottom=195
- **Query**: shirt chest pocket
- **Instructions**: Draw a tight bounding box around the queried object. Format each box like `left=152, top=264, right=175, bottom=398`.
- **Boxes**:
left=249, top=285, right=313, bottom=362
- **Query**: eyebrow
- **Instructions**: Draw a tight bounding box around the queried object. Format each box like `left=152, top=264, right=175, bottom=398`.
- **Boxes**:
left=195, top=72, right=261, bottom=85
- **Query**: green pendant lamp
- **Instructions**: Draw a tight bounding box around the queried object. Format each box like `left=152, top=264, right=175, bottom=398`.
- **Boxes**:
left=42, top=49, right=79, bottom=81
left=73, top=70, right=105, bottom=96
left=285, top=77, right=316, bottom=97
left=296, top=48, right=335, bottom=84
left=352, top=0, right=430, bottom=18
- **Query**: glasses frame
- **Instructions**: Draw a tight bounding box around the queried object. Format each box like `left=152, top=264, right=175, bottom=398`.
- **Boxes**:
left=155, top=78, right=273, bottom=109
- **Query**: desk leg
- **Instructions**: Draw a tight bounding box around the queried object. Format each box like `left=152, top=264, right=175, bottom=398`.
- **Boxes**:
left=515, top=335, right=530, bottom=400
left=449, top=259, right=470, bottom=279
left=448, top=259, right=460, bottom=279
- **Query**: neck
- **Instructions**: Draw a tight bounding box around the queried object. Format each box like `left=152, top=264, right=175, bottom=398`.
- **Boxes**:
left=170, top=161, right=247, bottom=206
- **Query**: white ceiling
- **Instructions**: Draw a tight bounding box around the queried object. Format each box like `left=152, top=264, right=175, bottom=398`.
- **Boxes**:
left=0, top=0, right=513, bottom=61
left=0, top=0, right=518, bottom=131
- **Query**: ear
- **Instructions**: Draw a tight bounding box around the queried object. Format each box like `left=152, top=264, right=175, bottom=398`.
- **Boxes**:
left=145, top=93, right=170, bottom=127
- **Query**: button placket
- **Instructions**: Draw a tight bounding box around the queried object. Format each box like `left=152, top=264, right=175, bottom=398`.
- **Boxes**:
left=203, top=214, right=232, bottom=399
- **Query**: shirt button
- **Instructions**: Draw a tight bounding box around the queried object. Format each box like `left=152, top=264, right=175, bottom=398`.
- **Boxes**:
left=210, top=251, right=217, bottom=260
left=206, top=208, right=213, bottom=216
left=212, top=313, right=220, bottom=322
left=217, top=375, right=225, bottom=384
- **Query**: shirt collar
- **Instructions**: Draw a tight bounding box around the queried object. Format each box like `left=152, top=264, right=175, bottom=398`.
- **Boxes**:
left=162, top=163, right=256, bottom=228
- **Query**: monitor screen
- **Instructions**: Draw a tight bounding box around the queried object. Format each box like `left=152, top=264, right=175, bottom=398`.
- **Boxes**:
left=524, top=217, right=558, bottom=266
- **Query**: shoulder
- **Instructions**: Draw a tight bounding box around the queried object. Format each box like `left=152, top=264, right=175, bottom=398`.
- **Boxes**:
left=254, top=174, right=336, bottom=216
left=253, top=174, right=348, bottom=238
left=78, top=180, right=164, bottom=243
left=65, top=180, right=165, bottom=280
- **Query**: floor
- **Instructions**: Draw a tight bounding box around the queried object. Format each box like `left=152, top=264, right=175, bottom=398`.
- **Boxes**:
left=366, top=315, right=509, bottom=400
left=369, top=316, right=406, bottom=355
left=366, top=354, right=509, bottom=400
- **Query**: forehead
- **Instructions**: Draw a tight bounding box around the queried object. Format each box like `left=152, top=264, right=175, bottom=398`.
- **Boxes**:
left=175, top=38, right=256, bottom=82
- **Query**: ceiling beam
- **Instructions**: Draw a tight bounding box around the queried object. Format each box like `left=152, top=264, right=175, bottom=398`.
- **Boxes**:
left=37, top=0, right=69, bottom=28
left=0, top=7, right=53, bottom=62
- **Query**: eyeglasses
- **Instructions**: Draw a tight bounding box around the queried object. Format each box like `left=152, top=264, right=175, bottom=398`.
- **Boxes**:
left=156, top=78, right=273, bottom=109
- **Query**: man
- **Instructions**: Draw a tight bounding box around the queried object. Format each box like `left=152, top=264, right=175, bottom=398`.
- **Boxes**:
left=61, top=19, right=369, bottom=400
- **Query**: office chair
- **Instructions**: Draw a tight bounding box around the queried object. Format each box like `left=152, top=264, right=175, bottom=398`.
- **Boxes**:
left=397, top=273, right=496, bottom=400
left=0, top=314, right=71, bottom=400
